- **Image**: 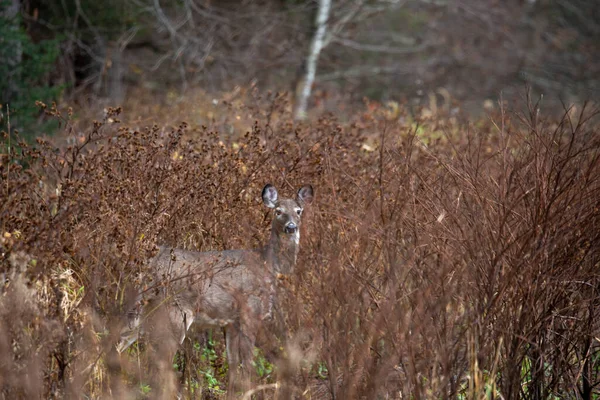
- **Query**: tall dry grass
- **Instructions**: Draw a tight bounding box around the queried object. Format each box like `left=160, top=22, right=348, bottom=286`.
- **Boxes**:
left=1, top=94, right=599, bottom=399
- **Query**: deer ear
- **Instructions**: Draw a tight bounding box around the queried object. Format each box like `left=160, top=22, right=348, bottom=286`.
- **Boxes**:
left=297, top=185, right=314, bottom=205
left=262, top=184, right=278, bottom=208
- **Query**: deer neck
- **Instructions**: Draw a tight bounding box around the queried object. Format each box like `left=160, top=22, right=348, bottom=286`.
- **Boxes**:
left=264, top=228, right=299, bottom=274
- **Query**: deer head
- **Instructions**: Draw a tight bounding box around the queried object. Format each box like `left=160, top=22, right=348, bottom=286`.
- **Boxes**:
left=262, top=184, right=314, bottom=273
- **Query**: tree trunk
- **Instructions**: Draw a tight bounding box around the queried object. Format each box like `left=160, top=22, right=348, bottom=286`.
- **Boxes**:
left=1, top=0, right=22, bottom=106
left=107, top=41, right=125, bottom=104
left=294, top=0, right=331, bottom=120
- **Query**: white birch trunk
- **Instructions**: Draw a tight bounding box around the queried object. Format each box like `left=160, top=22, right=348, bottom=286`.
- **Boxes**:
left=294, top=0, right=331, bottom=120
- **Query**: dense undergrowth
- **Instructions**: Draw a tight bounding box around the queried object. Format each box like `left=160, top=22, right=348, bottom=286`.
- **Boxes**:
left=1, top=93, right=599, bottom=399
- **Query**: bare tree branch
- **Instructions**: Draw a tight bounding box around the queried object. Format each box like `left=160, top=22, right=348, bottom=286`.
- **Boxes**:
left=332, top=36, right=439, bottom=54
left=317, top=65, right=406, bottom=81
left=295, top=0, right=332, bottom=120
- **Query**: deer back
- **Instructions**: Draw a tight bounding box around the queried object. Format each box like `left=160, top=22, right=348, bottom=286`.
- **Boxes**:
left=150, top=246, right=273, bottom=329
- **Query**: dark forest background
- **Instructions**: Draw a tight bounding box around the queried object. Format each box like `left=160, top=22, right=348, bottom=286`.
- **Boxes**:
left=1, top=0, right=599, bottom=132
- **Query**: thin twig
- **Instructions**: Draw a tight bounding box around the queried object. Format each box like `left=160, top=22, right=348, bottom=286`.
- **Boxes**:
left=241, top=382, right=280, bottom=400
left=6, top=104, right=10, bottom=198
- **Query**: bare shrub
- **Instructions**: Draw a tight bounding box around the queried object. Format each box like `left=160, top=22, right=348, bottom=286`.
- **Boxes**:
left=1, top=95, right=599, bottom=399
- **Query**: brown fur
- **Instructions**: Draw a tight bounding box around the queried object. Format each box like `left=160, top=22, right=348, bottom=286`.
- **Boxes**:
left=118, top=184, right=314, bottom=396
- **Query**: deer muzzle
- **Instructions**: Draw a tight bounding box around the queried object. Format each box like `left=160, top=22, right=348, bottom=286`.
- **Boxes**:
left=284, top=223, right=298, bottom=234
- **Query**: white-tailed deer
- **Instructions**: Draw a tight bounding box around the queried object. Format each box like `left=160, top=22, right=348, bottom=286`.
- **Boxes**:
left=117, top=184, right=314, bottom=396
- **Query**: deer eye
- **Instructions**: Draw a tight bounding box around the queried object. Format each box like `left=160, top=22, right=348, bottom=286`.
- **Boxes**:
left=296, top=209, right=303, bottom=216
left=275, top=209, right=282, bottom=217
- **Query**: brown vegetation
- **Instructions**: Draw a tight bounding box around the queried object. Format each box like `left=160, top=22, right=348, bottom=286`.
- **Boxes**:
left=1, top=94, right=599, bottom=399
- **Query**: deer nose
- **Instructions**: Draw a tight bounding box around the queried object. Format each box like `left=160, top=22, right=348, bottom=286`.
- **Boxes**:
left=284, top=223, right=297, bottom=234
